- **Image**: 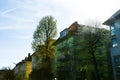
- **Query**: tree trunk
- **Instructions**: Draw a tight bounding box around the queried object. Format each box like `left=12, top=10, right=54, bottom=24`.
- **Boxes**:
left=91, top=50, right=101, bottom=80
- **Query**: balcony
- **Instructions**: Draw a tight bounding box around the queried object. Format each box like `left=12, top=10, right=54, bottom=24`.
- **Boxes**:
left=57, top=45, right=69, bottom=51
left=57, top=55, right=70, bottom=62
left=57, top=66, right=70, bottom=72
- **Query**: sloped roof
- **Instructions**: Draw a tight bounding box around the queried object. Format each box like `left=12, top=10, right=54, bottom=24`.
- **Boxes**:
left=53, top=22, right=80, bottom=45
left=103, top=9, right=120, bottom=25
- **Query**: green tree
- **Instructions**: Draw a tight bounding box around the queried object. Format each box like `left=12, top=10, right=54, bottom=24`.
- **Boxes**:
left=31, top=16, right=57, bottom=80
left=30, top=39, right=55, bottom=80
left=32, top=16, right=57, bottom=70
left=32, top=16, right=57, bottom=51
left=2, top=67, right=15, bottom=80
left=35, top=39, right=55, bottom=70
left=72, top=21, right=111, bottom=80
left=80, top=25, right=110, bottom=80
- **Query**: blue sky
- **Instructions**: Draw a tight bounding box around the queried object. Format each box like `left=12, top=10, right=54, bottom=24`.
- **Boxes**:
left=0, top=0, right=119, bottom=69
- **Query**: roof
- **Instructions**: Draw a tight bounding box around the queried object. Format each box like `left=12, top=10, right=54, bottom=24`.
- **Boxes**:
left=103, top=9, right=120, bottom=25
left=15, top=53, right=32, bottom=67
left=53, top=22, right=81, bottom=45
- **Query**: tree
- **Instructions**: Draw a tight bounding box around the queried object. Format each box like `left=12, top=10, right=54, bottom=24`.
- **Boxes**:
left=32, top=16, right=57, bottom=51
left=32, top=16, right=57, bottom=69
left=30, top=68, right=55, bottom=80
left=79, top=22, right=110, bottom=80
left=83, top=27, right=101, bottom=80
left=31, top=16, right=57, bottom=80
left=35, top=39, right=55, bottom=70
left=30, top=39, right=56, bottom=80
left=1, top=67, right=15, bottom=80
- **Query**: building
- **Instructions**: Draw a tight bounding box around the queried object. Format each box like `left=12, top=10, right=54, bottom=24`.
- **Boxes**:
left=54, top=22, right=81, bottom=80
left=103, top=9, right=120, bottom=80
left=32, top=49, right=43, bottom=70
left=14, top=53, right=32, bottom=80
left=54, top=22, right=110, bottom=80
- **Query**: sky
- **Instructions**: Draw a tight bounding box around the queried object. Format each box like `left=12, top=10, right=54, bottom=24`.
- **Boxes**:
left=0, top=0, right=119, bottom=69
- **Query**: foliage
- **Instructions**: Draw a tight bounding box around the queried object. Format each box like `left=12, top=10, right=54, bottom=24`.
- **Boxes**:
left=31, top=16, right=57, bottom=80
left=33, top=39, right=55, bottom=71
left=14, top=71, right=25, bottom=80
left=32, top=16, right=57, bottom=51
left=78, top=26, right=110, bottom=80
left=29, top=68, right=55, bottom=80
left=1, top=67, right=15, bottom=80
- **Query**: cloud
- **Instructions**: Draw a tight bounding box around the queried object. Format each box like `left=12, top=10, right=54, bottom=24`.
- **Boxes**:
left=0, top=0, right=119, bottom=32
left=0, top=26, right=17, bottom=30
left=0, top=25, right=35, bottom=31
left=1, top=8, right=18, bottom=15
left=52, top=0, right=120, bottom=23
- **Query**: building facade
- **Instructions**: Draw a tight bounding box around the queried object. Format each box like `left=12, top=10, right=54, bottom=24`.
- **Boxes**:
left=14, top=53, right=32, bottom=80
left=103, top=9, right=120, bottom=80
left=54, top=22, right=82, bottom=80
left=54, top=22, right=110, bottom=80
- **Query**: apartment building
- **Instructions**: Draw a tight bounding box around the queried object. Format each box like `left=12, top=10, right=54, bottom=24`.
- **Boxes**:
left=54, top=22, right=109, bottom=80
left=14, top=53, right=32, bottom=80
left=103, top=9, right=120, bottom=80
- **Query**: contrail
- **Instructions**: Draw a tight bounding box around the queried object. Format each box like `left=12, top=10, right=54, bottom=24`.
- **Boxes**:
left=1, top=7, right=18, bottom=15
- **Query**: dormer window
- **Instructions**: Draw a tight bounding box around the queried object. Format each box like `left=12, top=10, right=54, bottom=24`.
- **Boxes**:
left=60, top=28, right=68, bottom=38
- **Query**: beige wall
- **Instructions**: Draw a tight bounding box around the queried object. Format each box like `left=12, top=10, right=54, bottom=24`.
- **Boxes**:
left=14, top=61, right=32, bottom=80
left=25, top=61, right=32, bottom=78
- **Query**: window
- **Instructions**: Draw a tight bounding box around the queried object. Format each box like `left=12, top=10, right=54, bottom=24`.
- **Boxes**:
left=111, top=29, right=115, bottom=35
left=114, top=20, right=120, bottom=29
left=111, top=24, right=118, bottom=47
left=111, top=25, right=115, bottom=30
left=112, top=38, right=118, bottom=47
left=60, top=29, right=68, bottom=38
left=110, top=25, right=116, bottom=36
left=60, top=31, right=66, bottom=37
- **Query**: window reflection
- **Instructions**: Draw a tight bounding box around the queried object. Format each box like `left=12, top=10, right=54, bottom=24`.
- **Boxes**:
left=112, top=38, right=118, bottom=47
left=110, top=25, right=115, bottom=36
left=111, top=25, right=118, bottom=47
left=111, top=30, right=115, bottom=35
left=111, top=25, right=115, bottom=30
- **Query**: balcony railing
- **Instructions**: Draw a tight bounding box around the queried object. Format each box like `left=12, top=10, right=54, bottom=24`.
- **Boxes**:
left=57, top=66, right=70, bottom=72
left=57, top=55, right=70, bottom=62
left=57, top=45, right=69, bottom=51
